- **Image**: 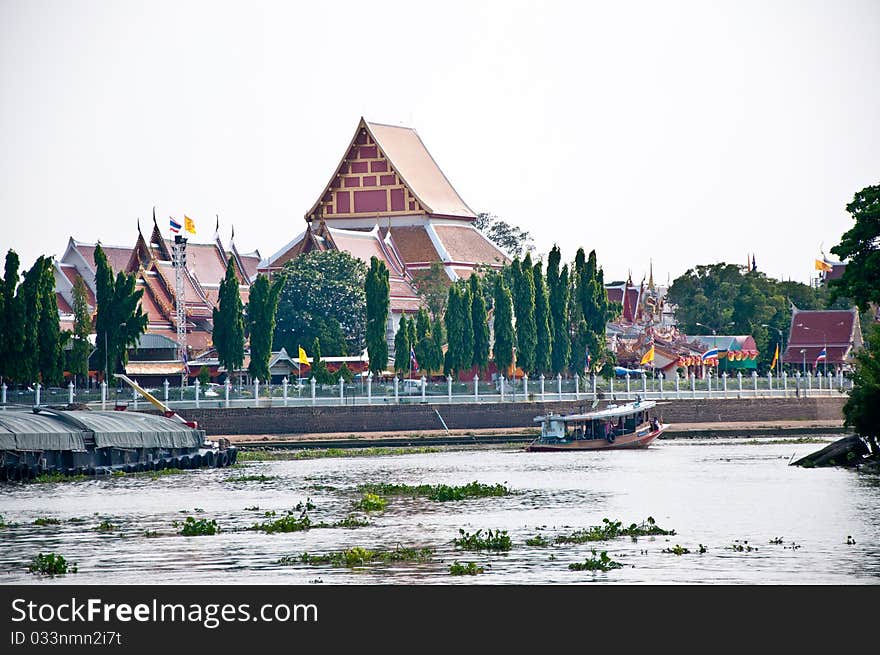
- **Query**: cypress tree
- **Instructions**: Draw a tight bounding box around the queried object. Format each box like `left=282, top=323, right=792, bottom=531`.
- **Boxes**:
left=430, top=315, right=445, bottom=374
left=365, top=257, right=390, bottom=375
left=394, top=315, right=410, bottom=375
left=37, top=257, right=63, bottom=384
left=213, top=256, right=245, bottom=379
left=71, top=275, right=92, bottom=386
left=533, top=259, right=552, bottom=375
left=309, top=337, right=333, bottom=384
left=470, top=275, right=489, bottom=374
left=18, top=258, right=43, bottom=383
left=569, top=248, right=588, bottom=373
left=512, top=254, right=537, bottom=374
left=0, top=250, right=24, bottom=383
left=413, top=308, right=431, bottom=374
left=460, top=282, right=474, bottom=374
left=492, top=276, right=515, bottom=376
left=444, top=285, right=463, bottom=375
left=246, top=274, right=283, bottom=383
left=547, top=246, right=570, bottom=375
left=582, top=250, right=613, bottom=373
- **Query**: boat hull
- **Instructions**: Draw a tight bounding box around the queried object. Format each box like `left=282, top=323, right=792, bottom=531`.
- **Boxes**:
left=526, top=425, right=667, bottom=452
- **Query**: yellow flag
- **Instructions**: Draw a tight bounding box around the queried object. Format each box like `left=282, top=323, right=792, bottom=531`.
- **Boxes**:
left=770, top=343, right=779, bottom=369
left=640, top=345, right=655, bottom=365
left=298, top=346, right=308, bottom=365
left=184, top=215, right=196, bottom=234
left=814, top=259, right=832, bottom=272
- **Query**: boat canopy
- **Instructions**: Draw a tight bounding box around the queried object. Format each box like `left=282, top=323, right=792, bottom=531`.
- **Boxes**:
left=534, top=401, right=657, bottom=424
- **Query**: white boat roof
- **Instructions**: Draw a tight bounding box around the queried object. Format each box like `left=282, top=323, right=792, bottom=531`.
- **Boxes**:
left=534, top=401, right=656, bottom=423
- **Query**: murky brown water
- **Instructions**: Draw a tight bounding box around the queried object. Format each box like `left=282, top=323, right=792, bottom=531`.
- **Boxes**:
left=1, top=437, right=878, bottom=584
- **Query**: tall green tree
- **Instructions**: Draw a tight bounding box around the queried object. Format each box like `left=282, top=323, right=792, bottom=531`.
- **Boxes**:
left=413, top=308, right=432, bottom=374
left=274, top=250, right=367, bottom=358
left=0, top=250, right=24, bottom=382
left=365, top=256, right=390, bottom=375
left=17, top=258, right=43, bottom=383
left=92, top=245, right=148, bottom=381
left=70, top=275, right=92, bottom=386
left=581, top=250, right=613, bottom=374
left=36, top=257, right=63, bottom=384
left=830, top=182, right=880, bottom=311
left=246, top=274, right=283, bottom=382
left=470, top=275, right=490, bottom=374
left=444, top=284, right=472, bottom=376
left=512, top=255, right=537, bottom=373
left=533, top=260, right=552, bottom=374
left=568, top=248, right=588, bottom=374
left=394, top=315, right=411, bottom=375
left=412, top=261, right=450, bottom=319
left=429, top=315, right=445, bottom=374
left=842, top=324, right=880, bottom=457
left=309, top=337, right=333, bottom=385
left=492, top=276, right=515, bottom=376
left=213, top=256, right=245, bottom=378
left=547, top=246, right=570, bottom=375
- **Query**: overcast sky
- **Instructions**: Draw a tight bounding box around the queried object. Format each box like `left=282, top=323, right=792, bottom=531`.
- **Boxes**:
left=2, top=0, right=878, bottom=287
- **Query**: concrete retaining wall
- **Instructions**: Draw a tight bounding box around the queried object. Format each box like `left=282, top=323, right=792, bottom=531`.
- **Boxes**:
left=171, top=396, right=847, bottom=436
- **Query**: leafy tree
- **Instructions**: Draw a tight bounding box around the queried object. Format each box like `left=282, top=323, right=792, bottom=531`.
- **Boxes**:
left=492, top=276, right=515, bottom=376
left=533, top=259, right=552, bottom=374
left=70, top=274, right=92, bottom=386
left=17, top=258, right=42, bottom=383
left=246, top=274, right=283, bottom=383
left=412, top=261, right=450, bottom=319
left=470, top=275, right=490, bottom=374
left=842, top=324, right=880, bottom=458
left=198, top=366, right=211, bottom=386
left=308, top=337, right=333, bottom=385
left=429, top=315, right=445, bottom=374
left=580, top=250, right=613, bottom=375
left=413, top=308, right=432, bottom=374
left=36, top=257, right=63, bottom=384
left=568, top=249, right=588, bottom=373
left=474, top=212, right=534, bottom=259
left=511, top=255, right=537, bottom=373
left=394, top=315, right=411, bottom=375
left=444, top=284, right=473, bottom=376
left=547, top=246, right=570, bottom=375
left=0, top=250, right=24, bottom=383
left=365, top=256, right=390, bottom=375
left=829, top=183, right=880, bottom=311
left=274, top=250, right=367, bottom=359
left=213, top=256, right=245, bottom=377
left=334, top=362, right=354, bottom=384
left=92, top=245, right=148, bottom=381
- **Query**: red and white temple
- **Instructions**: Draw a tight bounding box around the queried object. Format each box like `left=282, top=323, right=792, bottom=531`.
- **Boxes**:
left=260, top=118, right=510, bottom=322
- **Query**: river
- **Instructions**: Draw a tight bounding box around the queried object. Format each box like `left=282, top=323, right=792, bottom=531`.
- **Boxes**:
left=1, top=437, right=878, bottom=585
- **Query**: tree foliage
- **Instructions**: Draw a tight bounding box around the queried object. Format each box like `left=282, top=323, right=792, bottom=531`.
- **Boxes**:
left=492, top=276, right=515, bottom=376
left=829, top=183, right=880, bottom=312
left=412, top=261, right=450, bottom=319
left=470, top=275, right=490, bottom=373
left=547, top=246, right=570, bottom=375
left=843, top=324, right=880, bottom=456
left=92, top=245, right=148, bottom=381
left=474, top=212, right=534, bottom=259
left=246, top=274, right=283, bottom=382
left=393, top=315, right=411, bottom=374
left=444, top=283, right=473, bottom=376
left=70, top=274, right=92, bottom=385
left=365, top=256, right=390, bottom=375
left=308, top=337, right=334, bottom=384
left=532, top=259, right=552, bottom=375
left=0, top=251, right=23, bottom=382
left=212, top=256, right=245, bottom=376
left=36, top=257, right=64, bottom=384
left=274, top=250, right=367, bottom=359
left=512, top=255, right=537, bottom=374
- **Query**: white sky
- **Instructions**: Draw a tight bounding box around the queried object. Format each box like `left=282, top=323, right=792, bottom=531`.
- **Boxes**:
left=2, top=0, right=879, bottom=286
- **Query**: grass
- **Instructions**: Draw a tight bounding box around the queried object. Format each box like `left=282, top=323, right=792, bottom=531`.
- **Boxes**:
left=177, top=517, right=220, bottom=536
left=357, top=480, right=512, bottom=502
left=33, top=517, right=62, bottom=526
left=554, top=517, right=675, bottom=545
left=354, top=493, right=388, bottom=512
left=449, top=561, right=485, bottom=576
left=239, top=446, right=443, bottom=462
left=288, top=545, right=434, bottom=568
left=453, top=529, right=512, bottom=551
left=568, top=550, right=623, bottom=572
left=28, top=553, right=77, bottom=576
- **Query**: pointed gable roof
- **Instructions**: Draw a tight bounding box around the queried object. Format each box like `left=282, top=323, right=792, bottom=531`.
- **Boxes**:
left=306, top=118, right=476, bottom=222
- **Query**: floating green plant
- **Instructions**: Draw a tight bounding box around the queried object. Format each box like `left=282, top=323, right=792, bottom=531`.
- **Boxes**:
left=568, top=550, right=623, bottom=572
left=177, top=517, right=220, bottom=536
left=354, top=493, right=388, bottom=512
left=95, top=520, right=115, bottom=532
left=289, top=545, right=434, bottom=568
left=526, top=535, right=552, bottom=547
left=144, top=530, right=160, bottom=538
left=847, top=536, right=856, bottom=545
left=294, top=500, right=316, bottom=512
left=730, top=541, right=757, bottom=552
left=225, top=474, right=278, bottom=483
left=0, top=515, right=6, bottom=528
left=661, top=545, right=690, bottom=555
left=244, top=506, right=261, bottom=511
left=239, top=446, right=443, bottom=462
left=31, top=472, right=88, bottom=484
left=555, top=517, right=675, bottom=545
left=357, top=480, right=512, bottom=502
left=453, top=529, right=512, bottom=551
left=332, top=515, right=371, bottom=528
left=33, top=517, right=61, bottom=526
left=28, top=553, right=77, bottom=576
left=250, top=511, right=312, bottom=534
left=449, top=561, right=484, bottom=576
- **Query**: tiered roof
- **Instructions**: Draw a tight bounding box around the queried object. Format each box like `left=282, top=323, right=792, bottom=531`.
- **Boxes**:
left=783, top=308, right=862, bottom=366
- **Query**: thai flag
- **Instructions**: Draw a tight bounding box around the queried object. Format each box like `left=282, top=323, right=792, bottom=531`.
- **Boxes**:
left=410, top=346, right=419, bottom=371
left=585, top=346, right=591, bottom=370
left=815, top=348, right=827, bottom=364
left=169, top=217, right=182, bottom=233
left=701, top=348, right=719, bottom=361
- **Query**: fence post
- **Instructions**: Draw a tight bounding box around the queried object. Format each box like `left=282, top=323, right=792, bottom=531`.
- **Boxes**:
left=610, top=375, right=615, bottom=400
left=782, top=371, right=788, bottom=396
left=524, top=374, right=529, bottom=400
left=659, top=372, right=664, bottom=399
left=737, top=371, right=743, bottom=396
left=225, top=379, right=231, bottom=408
left=557, top=373, right=562, bottom=400
left=807, top=371, right=812, bottom=394
left=690, top=372, right=696, bottom=398
left=447, top=375, right=452, bottom=402
left=368, top=372, right=373, bottom=405
left=675, top=372, right=680, bottom=398
left=592, top=373, right=597, bottom=399
left=540, top=374, right=545, bottom=401
left=1, top=382, right=5, bottom=405
left=394, top=376, right=400, bottom=403
left=339, top=377, right=344, bottom=405
left=311, top=377, right=316, bottom=405
left=752, top=371, right=758, bottom=396
left=474, top=374, right=479, bottom=402
left=500, top=376, right=505, bottom=402
left=35, top=382, right=41, bottom=407
left=642, top=372, right=648, bottom=395
left=625, top=373, right=631, bottom=397
left=101, top=381, right=107, bottom=410
left=193, top=379, right=200, bottom=408
left=283, top=377, right=289, bottom=406
left=68, top=381, right=75, bottom=404
left=827, top=371, right=833, bottom=392
left=574, top=373, right=579, bottom=399
left=795, top=371, right=801, bottom=396
left=254, top=379, right=259, bottom=407
left=163, top=379, right=169, bottom=403
left=768, top=370, right=773, bottom=395
left=421, top=375, right=426, bottom=402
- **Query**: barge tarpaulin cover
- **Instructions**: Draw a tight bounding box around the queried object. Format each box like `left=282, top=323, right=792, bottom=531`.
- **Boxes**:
left=0, top=409, right=203, bottom=451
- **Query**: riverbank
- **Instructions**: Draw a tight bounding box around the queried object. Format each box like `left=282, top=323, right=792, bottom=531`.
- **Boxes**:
left=226, top=419, right=846, bottom=449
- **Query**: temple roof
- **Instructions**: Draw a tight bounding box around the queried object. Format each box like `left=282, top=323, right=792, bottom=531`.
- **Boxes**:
left=782, top=308, right=862, bottom=365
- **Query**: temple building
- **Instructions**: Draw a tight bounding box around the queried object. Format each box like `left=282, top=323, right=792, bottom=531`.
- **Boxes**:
left=260, top=118, right=510, bottom=329
left=782, top=308, right=863, bottom=372
left=54, top=214, right=260, bottom=374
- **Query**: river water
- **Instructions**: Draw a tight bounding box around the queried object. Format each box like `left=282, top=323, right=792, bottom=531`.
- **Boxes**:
left=1, top=437, right=878, bottom=585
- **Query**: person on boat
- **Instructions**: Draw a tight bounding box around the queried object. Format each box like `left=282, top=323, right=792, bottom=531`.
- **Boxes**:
left=650, top=417, right=659, bottom=432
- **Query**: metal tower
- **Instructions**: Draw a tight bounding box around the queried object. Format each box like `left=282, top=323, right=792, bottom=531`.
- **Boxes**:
left=172, top=235, right=188, bottom=365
